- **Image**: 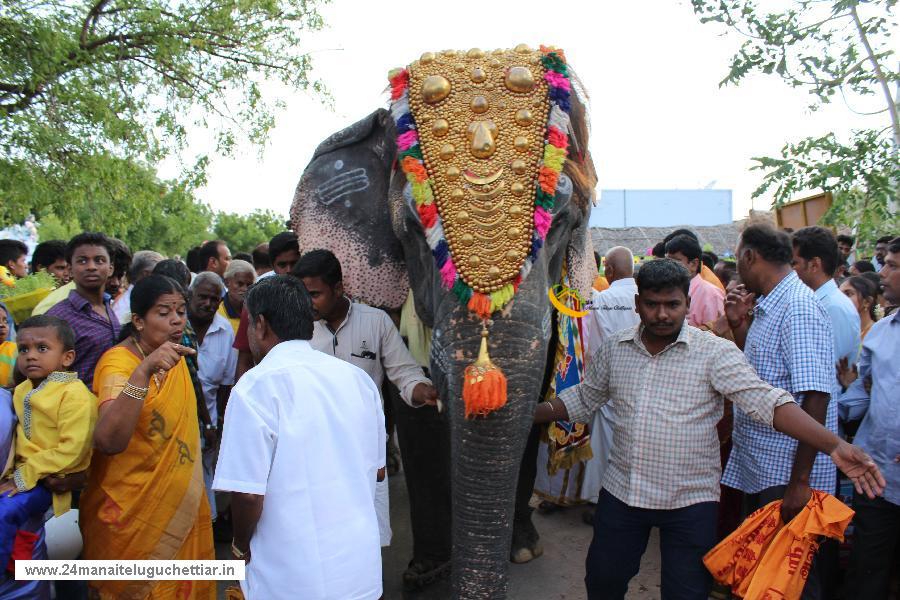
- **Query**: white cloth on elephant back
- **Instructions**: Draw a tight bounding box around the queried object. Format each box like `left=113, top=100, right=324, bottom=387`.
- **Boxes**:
left=310, top=299, right=432, bottom=546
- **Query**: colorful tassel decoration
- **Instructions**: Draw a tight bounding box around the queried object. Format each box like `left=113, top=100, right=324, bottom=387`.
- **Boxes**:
left=462, top=323, right=508, bottom=418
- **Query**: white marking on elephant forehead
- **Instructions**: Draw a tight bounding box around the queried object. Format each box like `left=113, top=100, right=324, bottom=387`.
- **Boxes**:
left=334, top=159, right=344, bottom=170
left=541, top=307, right=552, bottom=340
left=315, top=167, right=368, bottom=206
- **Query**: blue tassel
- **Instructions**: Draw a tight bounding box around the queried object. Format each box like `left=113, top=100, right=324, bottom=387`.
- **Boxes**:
left=432, top=240, right=450, bottom=267
left=530, top=235, right=544, bottom=260
left=550, top=88, right=571, bottom=112
left=396, top=114, right=416, bottom=134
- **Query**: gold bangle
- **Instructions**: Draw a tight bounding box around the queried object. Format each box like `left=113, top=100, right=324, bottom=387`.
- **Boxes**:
left=123, top=382, right=148, bottom=401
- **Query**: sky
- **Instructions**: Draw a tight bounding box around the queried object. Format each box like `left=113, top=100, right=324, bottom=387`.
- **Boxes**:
left=172, top=0, right=885, bottom=223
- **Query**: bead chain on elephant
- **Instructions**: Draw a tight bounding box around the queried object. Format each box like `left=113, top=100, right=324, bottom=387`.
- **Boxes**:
left=291, top=46, right=597, bottom=599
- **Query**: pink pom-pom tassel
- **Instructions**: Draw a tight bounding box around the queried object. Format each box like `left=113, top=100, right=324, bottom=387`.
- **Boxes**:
left=396, top=130, right=419, bottom=152
left=440, top=259, right=458, bottom=289
left=534, top=207, right=553, bottom=238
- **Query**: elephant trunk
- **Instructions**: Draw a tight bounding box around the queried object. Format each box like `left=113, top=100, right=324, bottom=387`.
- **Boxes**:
left=432, top=305, right=551, bottom=599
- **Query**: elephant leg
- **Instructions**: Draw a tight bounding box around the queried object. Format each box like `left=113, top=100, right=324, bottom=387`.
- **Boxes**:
left=391, top=379, right=453, bottom=591
left=511, top=423, right=543, bottom=563
left=511, top=321, right=558, bottom=563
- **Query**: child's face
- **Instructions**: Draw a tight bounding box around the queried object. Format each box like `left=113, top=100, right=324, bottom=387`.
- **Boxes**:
left=16, top=327, right=75, bottom=384
left=0, top=313, right=7, bottom=340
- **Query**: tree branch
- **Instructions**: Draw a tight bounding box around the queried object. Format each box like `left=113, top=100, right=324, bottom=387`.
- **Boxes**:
left=850, top=4, right=900, bottom=150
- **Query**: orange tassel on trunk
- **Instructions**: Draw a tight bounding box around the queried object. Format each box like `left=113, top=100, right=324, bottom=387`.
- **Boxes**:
left=462, top=324, right=508, bottom=418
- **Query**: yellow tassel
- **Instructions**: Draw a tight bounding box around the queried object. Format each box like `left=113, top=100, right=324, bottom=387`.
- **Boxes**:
left=462, top=323, right=508, bottom=418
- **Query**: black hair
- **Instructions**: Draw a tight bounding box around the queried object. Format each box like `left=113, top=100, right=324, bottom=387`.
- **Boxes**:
left=198, top=240, right=225, bottom=270
left=665, top=234, right=702, bottom=266
left=30, top=240, right=66, bottom=272
left=651, top=242, right=666, bottom=258
left=0, top=239, right=28, bottom=268
left=843, top=275, right=878, bottom=322
left=252, top=243, right=271, bottom=270
left=663, top=228, right=699, bottom=245
left=889, top=237, right=900, bottom=254
left=792, top=226, right=840, bottom=276
left=245, top=275, right=313, bottom=341
left=65, top=232, right=114, bottom=264
left=17, top=315, right=76, bottom=351
left=852, top=260, right=875, bottom=274
left=876, top=235, right=895, bottom=245
left=108, top=238, right=133, bottom=279
left=635, top=258, right=691, bottom=297
left=701, top=251, right=718, bottom=271
left=739, top=224, right=793, bottom=265
left=860, top=271, right=882, bottom=292
left=233, top=252, right=253, bottom=264
left=152, top=259, right=192, bottom=289
left=185, top=246, right=203, bottom=274
left=291, top=249, right=342, bottom=287
left=836, top=234, right=855, bottom=247
left=268, top=232, right=299, bottom=263
left=118, top=275, right=186, bottom=342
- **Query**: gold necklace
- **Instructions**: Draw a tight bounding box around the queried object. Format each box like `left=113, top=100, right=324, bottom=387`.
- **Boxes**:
left=132, top=337, right=162, bottom=389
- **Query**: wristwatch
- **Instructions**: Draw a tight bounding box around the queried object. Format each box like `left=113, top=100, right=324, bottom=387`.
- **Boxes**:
left=231, top=540, right=249, bottom=560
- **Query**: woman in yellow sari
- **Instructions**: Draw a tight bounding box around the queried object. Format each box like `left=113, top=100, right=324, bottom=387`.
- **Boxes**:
left=81, top=275, right=215, bottom=600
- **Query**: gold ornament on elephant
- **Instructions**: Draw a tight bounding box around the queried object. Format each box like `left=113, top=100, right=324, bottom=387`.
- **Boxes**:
left=407, top=48, right=551, bottom=293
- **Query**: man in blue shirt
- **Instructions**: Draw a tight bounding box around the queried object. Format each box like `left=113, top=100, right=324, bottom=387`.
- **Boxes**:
left=723, top=224, right=835, bottom=600
left=840, top=237, right=900, bottom=599
left=791, top=226, right=861, bottom=389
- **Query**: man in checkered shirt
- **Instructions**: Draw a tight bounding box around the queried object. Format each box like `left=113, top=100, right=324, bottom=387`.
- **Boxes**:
left=722, top=224, right=837, bottom=600
left=534, top=258, right=884, bottom=600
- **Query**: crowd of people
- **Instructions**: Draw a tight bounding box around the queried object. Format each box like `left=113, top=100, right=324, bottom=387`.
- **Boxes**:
left=0, top=222, right=896, bottom=600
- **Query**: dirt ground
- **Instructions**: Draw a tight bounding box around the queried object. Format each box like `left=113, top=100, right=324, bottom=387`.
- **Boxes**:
left=380, top=472, right=664, bottom=600
left=216, top=472, right=666, bottom=599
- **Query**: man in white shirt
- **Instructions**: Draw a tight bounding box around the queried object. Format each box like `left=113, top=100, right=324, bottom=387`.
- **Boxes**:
left=112, top=250, right=163, bottom=325
left=292, top=250, right=437, bottom=551
left=581, top=247, right=640, bottom=512
left=188, top=271, right=237, bottom=520
left=214, top=275, right=385, bottom=600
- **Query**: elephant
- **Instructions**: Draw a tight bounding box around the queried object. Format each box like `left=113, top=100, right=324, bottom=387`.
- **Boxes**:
left=290, top=46, right=597, bottom=599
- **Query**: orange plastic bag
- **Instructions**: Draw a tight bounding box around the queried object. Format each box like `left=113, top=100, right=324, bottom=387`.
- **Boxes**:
left=704, top=500, right=782, bottom=597
left=744, top=492, right=854, bottom=599
left=704, top=490, right=854, bottom=600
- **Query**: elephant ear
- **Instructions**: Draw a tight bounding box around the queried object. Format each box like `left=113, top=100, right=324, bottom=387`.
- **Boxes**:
left=290, top=109, right=410, bottom=310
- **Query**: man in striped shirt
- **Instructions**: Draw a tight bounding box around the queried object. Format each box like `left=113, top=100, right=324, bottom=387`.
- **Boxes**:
left=534, top=258, right=884, bottom=600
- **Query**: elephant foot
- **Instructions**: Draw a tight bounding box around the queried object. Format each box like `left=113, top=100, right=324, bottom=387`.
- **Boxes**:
left=510, top=512, right=543, bottom=564
left=510, top=540, right=544, bottom=564
left=402, top=559, right=451, bottom=592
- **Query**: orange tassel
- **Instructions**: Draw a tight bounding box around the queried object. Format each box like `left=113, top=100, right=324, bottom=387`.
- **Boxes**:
left=462, top=324, right=508, bottom=418
left=467, top=292, right=492, bottom=320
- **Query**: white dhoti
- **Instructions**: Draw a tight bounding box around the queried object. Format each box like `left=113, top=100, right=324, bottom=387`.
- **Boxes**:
left=376, top=475, right=392, bottom=546
left=581, top=405, right=614, bottom=504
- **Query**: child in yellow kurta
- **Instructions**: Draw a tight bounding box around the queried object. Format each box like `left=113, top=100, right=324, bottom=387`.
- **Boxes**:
left=0, top=315, right=96, bottom=569
left=0, top=310, right=15, bottom=388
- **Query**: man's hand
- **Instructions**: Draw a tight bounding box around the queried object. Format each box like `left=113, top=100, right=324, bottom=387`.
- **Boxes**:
left=724, top=284, right=755, bottom=329
left=202, top=428, right=217, bottom=452
left=43, top=471, right=87, bottom=494
left=780, top=481, right=812, bottom=524
left=830, top=440, right=885, bottom=499
left=836, top=358, right=858, bottom=390
left=411, top=383, right=439, bottom=408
